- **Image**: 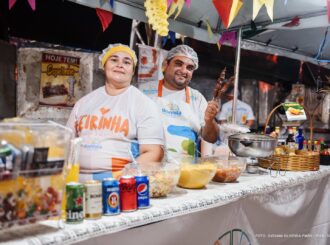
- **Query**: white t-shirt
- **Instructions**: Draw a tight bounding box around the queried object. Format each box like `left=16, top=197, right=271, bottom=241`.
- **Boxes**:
left=142, top=81, right=207, bottom=156
left=66, top=85, right=164, bottom=177
left=217, top=99, right=255, bottom=125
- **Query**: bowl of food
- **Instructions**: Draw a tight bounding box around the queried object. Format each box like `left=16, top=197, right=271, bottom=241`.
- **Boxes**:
left=177, top=156, right=217, bottom=189
left=140, top=162, right=180, bottom=198
left=213, top=156, right=246, bottom=183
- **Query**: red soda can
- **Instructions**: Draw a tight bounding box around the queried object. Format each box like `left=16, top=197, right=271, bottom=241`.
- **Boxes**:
left=119, top=175, right=137, bottom=212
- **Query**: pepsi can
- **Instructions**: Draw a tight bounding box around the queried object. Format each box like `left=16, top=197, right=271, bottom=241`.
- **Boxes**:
left=102, top=178, right=120, bottom=215
left=135, top=175, right=150, bottom=209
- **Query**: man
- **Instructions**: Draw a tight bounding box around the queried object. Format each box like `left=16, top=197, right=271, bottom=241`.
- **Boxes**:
left=67, top=43, right=164, bottom=181
left=143, top=45, right=219, bottom=156
left=217, top=86, right=255, bottom=127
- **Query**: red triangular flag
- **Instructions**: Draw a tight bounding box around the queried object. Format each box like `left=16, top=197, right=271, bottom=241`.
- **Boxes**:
left=9, top=0, right=35, bottom=10
left=27, top=0, right=36, bottom=11
left=9, top=0, right=17, bottom=10
left=282, top=16, right=300, bottom=27
left=212, top=0, right=233, bottom=29
left=96, top=8, right=113, bottom=32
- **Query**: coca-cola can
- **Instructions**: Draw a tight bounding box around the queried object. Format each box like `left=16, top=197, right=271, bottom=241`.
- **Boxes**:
left=119, top=175, right=137, bottom=212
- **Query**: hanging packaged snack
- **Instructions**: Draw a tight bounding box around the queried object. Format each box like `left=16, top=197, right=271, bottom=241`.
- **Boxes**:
left=283, top=102, right=307, bottom=121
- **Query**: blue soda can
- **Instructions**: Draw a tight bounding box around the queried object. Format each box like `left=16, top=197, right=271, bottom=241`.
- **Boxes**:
left=102, top=178, right=120, bottom=215
left=135, top=175, right=150, bottom=209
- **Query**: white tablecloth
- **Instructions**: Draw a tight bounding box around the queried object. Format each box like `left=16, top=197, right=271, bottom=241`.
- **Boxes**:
left=1, top=166, right=330, bottom=245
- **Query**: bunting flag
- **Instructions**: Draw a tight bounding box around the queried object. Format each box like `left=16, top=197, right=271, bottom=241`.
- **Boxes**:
left=204, top=19, right=213, bottom=40
left=168, top=0, right=185, bottom=19
left=99, top=0, right=114, bottom=8
left=253, top=0, right=274, bottom=21
left=228, top=0, right=243, bottom=28
left=162, top=31, right=176, bottom=47
left=167, top=0, right=173, bottom=7
left=9, top=0, right=36, bottom=10
left=282, top=16, right=300, bottom=27
left=219, top=31, right=237, bottom=47
left=212, top=0, right=243, bottom=29
left=9, top=0, right=16, bottom=9
left=96, top=8, right=113, bottom=32
left=185, top=0, right=191, bottom=8
left=327, top=0, right=330, bottom=23
left=216, top=36, right=222, bottom=51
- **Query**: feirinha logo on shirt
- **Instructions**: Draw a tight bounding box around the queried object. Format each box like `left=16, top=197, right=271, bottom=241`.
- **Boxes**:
left=75, top=107, right=129, bottom=136
left=161, top=102, right=182, bottom=117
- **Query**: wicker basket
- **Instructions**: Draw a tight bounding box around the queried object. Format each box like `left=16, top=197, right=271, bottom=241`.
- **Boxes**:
left=258, top=103, right=320, bottom=171
left=259, top=153, right=320, bottom=171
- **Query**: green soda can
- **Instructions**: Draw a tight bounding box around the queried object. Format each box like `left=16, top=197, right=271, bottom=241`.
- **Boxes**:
left=66, top=182, right=85, bottom=224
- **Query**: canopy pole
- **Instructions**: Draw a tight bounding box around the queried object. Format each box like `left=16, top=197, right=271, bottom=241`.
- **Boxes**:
left=129, top=20, right=146, bottom=49
left=231, top=27, right=242, bottom=124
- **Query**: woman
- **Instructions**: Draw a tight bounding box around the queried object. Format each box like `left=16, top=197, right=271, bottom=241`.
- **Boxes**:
left=67, top=43, right=164, bottom=181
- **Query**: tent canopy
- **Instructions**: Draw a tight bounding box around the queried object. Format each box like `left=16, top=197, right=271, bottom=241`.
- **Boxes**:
left=69, top=0, right=330, bottom=65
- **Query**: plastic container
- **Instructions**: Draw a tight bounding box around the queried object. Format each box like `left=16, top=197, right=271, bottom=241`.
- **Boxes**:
left=177, top=156, right=217, bottom=189
left=140, top=162, right=180, bottom=198
left=213, top=155, right=246, bottom=183
left=0, top=118, right=72, bottom=230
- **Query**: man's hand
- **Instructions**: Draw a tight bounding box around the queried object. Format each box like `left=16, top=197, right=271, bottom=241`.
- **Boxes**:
left=202, top=100, right=220, bottom=143
left=205, top=100, right=220, bottom=123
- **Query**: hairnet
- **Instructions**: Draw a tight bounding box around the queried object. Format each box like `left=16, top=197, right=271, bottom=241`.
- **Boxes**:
left=99, top=43, right=137, bottom=69
left=166, top=45, right=199, bottom=70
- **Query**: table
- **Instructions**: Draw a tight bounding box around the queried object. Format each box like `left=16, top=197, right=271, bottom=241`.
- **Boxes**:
left=1, top=166, right=330, bottom=245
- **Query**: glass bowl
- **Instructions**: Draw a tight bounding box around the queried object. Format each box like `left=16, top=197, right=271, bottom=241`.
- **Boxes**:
left=140, top=162, right=180, bottom=198
left=177, top=156, right=217, bottom=189
left=212, top=156, right=246, bottom=183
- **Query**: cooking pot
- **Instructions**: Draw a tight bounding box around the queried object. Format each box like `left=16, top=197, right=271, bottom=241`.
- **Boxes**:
left=228, top=133, right=277, bottom=158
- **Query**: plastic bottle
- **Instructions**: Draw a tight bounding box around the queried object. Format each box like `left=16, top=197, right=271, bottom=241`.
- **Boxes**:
left=314, top=140, right=320, bottom=152
left=307, top=139, right=312, bottom=151
left=302, top=140, right=308, bottom=152
left=276, top=126, right=286, bottom=146
left=295, top=127, right=305, bottom=150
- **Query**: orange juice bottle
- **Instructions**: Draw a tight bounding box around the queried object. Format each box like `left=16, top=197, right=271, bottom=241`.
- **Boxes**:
left=61, top=138, right=81, bottom=219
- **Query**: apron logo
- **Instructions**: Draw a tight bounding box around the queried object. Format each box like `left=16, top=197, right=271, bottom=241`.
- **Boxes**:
left=161, top=102, right=182, bottom=117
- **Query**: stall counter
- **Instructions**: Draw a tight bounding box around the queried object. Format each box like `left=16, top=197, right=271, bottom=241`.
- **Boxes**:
left=1, top=166, right=330, bottom=245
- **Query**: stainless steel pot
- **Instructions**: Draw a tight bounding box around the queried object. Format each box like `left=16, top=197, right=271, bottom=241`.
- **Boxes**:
left=228, top=133, right=277, bottom=158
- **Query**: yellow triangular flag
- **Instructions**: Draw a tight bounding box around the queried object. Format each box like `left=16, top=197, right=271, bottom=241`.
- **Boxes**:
left=228, top=0, right=243, bottom=27
left=174, top=0, right=185, bottom=19
left=168, top=1, right=177, bottom=17
left=205, top=19, right=213, bottom=40
left=216, top=41, right=221, bottom=51
left=168, top=0, right=185, bottom=20
left=264, top=0, right=274, bottom=21
left=253, top=0, right=274, bottom=21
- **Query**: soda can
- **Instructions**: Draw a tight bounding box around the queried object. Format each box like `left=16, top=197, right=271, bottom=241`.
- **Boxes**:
left=84, top=180, right=102, bottom=219
left=119, top=175, right=137, bottom=212
left=102, top=178, right=120, bottom=215
left=66, top=182, right=85, bottom=223
left=135, top=175, right=150, bottom=209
